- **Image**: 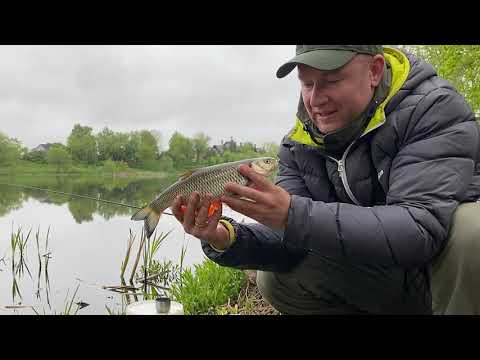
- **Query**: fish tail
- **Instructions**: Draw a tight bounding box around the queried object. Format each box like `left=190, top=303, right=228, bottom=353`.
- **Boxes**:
left=131, top=206, right=161, bottom=238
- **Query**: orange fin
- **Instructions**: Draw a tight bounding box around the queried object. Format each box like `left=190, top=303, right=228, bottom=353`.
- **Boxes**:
left=208, top=200, right=221, bottom=217
left=179, top=201, right=221, bottom=217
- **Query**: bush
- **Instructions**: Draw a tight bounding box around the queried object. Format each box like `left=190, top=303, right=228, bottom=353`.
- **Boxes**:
left=170, top=259, right=245, bottom=315
left=158, top=154, right=174, bottom=172
left=23, top=150, right=47, bottom=164
left=46, top=145, right=72, bottom=172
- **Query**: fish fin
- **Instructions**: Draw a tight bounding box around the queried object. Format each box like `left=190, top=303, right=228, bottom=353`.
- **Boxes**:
left=207, top=200, right=222, bottom=217
left=131, top=206, right=162, bottom=238
left=144, top=211, right=161, bottom=239
left=131, top=206, right=153, bottom=221
left=178, top=168, right=201, bottom=181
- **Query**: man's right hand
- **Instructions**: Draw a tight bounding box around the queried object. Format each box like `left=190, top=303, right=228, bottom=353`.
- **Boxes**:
left=171, top=192, right=231, bottom=251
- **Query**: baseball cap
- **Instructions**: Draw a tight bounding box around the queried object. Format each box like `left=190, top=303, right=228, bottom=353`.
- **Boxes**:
left=276, top=45, right=384, bottom=78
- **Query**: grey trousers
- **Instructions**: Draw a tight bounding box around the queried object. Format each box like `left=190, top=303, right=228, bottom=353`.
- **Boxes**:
left=431, top=202, right=480, bottom=315
left=257, top=202, right=480, bottom=315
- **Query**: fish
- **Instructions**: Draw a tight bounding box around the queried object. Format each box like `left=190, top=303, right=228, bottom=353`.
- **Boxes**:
left=131, top=157, right=278, bottom=238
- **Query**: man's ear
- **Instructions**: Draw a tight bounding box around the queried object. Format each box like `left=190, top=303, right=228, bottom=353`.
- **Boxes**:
left=370, top=54, right=385, bottom=87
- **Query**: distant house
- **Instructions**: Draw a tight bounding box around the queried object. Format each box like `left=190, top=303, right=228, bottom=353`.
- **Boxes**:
left=208, top=138, right=238, bottom=156
left=223, top=138, right=237, bottom=152
left=31, top=143, right=55, bottom=152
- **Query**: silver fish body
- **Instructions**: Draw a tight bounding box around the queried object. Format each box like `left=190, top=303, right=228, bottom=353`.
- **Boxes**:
left=131, top=157, right=278, bottom=237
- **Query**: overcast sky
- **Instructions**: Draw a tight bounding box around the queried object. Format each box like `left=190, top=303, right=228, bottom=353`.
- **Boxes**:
left=0, top=45, right=302, bottom=150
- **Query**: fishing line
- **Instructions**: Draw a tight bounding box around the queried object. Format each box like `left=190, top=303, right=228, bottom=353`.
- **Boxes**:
left=0, top=182, right=175, bottom=216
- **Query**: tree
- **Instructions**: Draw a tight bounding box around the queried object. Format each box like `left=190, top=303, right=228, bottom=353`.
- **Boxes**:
left=67, top=124, right=97, bottom=164
left=167, top=132, right=195, bottom=167
left=238, top=142, right=257, bottom=154
left=136, top=130, right=160, bottom=168
left=96, top=127, right=117, bottom=162
left=192, top=132, right=211, bottom=164
left=46, top=144, right=72, bottom=172
left=158, top=153, right=174, bottom=172
left=262, top=142, right=280, bottom=158
left=404, top=45, right=480, bottom=115
left=24, top=150, right=47, bottom=164
left=150, top=130, right=163, bottom=152
left=0, top=132, right=22, bottom=166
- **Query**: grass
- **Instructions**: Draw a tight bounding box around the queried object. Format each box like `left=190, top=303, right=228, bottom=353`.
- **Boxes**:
left=123, top=229, right=274, bottom=316
left=58, top=284, right=81, bottom=315
left=0, top=160, right=170, bottom=178
left=116, top=227, right=249, bottom=315
left=6, top=225, right=52, bottom=312
left=4, top=225, right=271, bottom=316
left=169, top=260, right=246, bottom=315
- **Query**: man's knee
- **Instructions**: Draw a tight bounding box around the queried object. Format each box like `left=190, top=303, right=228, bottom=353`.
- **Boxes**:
left=431, top=202, right=480, bottom=314
left=256, top=270, right=277, bottom=305
left=446, top=202, right=480, bottom=258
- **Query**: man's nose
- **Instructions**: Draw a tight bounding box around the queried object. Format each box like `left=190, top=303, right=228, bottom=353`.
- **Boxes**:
left=310, top=85, right=328, bottom=107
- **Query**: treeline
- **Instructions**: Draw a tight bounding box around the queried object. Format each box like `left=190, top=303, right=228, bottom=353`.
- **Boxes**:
left=0, top=124, right=279, bottom=173
left=165, top=132, right=279, bottom=170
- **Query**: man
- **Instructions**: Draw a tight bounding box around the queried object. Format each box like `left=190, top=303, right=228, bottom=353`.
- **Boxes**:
left=171, top=45, right=480, bottom=314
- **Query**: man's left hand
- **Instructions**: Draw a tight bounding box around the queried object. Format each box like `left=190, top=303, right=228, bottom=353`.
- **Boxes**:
left=221, top=164, right=291, bottom=229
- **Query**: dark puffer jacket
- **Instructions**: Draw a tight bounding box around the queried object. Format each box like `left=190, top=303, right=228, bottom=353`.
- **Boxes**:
left=202, top=47, right=480, bottom=312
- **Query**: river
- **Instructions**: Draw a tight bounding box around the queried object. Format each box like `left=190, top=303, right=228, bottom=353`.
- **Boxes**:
left=0, top=174, right=250, bottom=315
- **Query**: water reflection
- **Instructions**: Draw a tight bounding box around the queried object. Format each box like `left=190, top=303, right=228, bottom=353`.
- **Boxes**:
left=0, top=174, right=179, bottom=222
left=0, top=174, right=252, bottom=315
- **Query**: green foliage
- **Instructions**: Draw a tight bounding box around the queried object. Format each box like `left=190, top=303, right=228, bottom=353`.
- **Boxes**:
left=58, top=284, right=80, bottom=315
left=170, top=260, right=245, bottom=315
left=96, top=127, right=118, bottom=162
left=46, top=144, right=72, bottom=172
left=23, top=150, right=47, bottom=164
left=67, top=124, right=97, bottom=165
left=262, top=142, right=280, bottom=158
left=404, top=45, right=480, bottom=115
left=157, top=154, right=174, bottom=172
left=0, top=132, right=22, bottom=166
left=103, top=159, right=129, bottom=174
left=167, top=131, right=195, bottom=167
left=192, top=132, right=211, bottom=163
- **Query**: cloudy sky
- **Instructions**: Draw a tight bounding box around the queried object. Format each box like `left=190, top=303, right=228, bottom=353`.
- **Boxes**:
left=0, top=45, right=301, bottom=150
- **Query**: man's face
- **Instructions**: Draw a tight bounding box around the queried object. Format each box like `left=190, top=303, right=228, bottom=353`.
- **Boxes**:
left=298, top=54, right=384, bottom=134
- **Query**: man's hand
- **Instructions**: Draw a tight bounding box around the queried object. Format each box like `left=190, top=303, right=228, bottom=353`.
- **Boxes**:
left=171, top=192, right=231, bottom=251
left=221, top=164, right=291, bottom=229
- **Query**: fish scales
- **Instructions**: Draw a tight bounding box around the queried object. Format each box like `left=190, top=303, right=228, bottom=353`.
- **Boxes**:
left=153, top=164, right=246, bottom=211
left=131, top=157, right=278, bottom=238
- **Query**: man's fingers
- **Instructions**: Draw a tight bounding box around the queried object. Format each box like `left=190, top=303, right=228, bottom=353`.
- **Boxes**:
left=193, top=195, right=211, bottom=229
left=222, top=195, right=258, bottom=217
left=184, top=192, right=200, bottom=231
left=224, top=182, right=265, bottom=203
left=238, top=164, right=272, bottom=190
left=171, top=195, right=185, bottom=222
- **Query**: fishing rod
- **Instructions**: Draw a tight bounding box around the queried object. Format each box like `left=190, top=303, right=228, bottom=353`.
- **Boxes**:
left=0, top=182, right=176, bottom=216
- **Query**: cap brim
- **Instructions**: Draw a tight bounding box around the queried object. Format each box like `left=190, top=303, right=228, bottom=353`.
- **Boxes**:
left=276, top=50, right=357, bottom=78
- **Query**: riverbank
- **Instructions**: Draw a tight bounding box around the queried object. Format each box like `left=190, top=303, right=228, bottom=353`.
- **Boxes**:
left=0, top=160, right=171, bottom=179
left=216, top=270, right=280, bottom=315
